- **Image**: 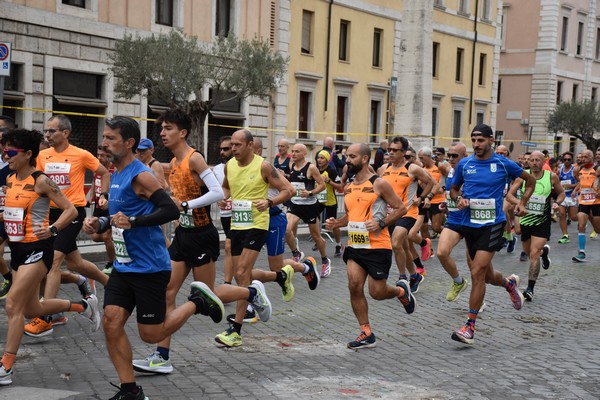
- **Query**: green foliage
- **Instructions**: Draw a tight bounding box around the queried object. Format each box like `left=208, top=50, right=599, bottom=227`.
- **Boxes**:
left=546, top=100, right=600, bottom=151
left=109, top=31, right=288, bottom=147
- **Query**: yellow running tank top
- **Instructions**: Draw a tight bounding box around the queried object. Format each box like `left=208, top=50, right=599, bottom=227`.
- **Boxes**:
left=227, top=155, right=269, bottom=230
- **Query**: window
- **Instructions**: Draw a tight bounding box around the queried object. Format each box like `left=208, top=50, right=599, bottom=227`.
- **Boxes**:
left=369, top=100, right=381, bottom=143
left=433, top=42, right=439, bottom=78
left=434, top=0, right=444, bottom=7
left=301, top=10, right=313, bottom=54
left=432, top=107, right=438, bottom=137
left=156, top=0, right=173, bottom=26
left=595, top=28, right=600, bottom=59
left=298, top=91, right=311, bottom=139
left=556, top=81, right=563, bottom=104
left=372, top=29, right=382, bottom=67
left=592, top=87, right=597, bottom=103
left=53, top=69, right=103, bottom=99
left=476, top=112, right=484, bottom=125
left=216, top=0, right=231, bottom=37
left=478, top=53, right=487, bottom=86
left=62, top=0, right=86, bottom=7
left=481, top=0, right=491, bottom=20
left=497, top=79, right=502, bottom=104
left=339, top=20, right=349, bottom=61
left=577, top=21, right=584, bottom=55
left=452, top=109, right=462, bottom=139
left=456, top=48, right=464, bottom=82
left=572, top=83, right=579, bottom=100
left=501, top=9, right=507, bottom=50
left=459, top=0, right=469, bottom=14
left=336, top=96, right=348, bottom=141
left=561, top=17, right=569, bottom=51
left=3, top=63, right=21, bottom=92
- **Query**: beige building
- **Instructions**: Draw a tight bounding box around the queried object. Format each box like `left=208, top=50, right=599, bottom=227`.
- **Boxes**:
left=497, top=0, right=600, bottom=157
left=0, top=0, right=276, bottom=165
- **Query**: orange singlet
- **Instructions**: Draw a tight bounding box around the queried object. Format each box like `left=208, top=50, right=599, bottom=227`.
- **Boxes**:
left=344, top=175, right=391, bottom=250
left=425, top=165, right=445, bottom=204
left=578, top=167, right=600, bottom=205
left=380, top=163, right=418, bottom=219
left=4, top=171, right=49, bottom=243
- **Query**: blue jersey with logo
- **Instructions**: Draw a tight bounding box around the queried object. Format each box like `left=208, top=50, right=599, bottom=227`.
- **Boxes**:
left=109, top=159, right=171, bottom=273
left=452, top=154, right=523, bottom=227
left=445, top=167, right=467, bottom=225
left=559, top=165, right=576, bottom=196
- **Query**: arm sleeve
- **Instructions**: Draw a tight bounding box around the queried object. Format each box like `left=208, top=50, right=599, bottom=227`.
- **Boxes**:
left=187, top=169, right=225, bottom=209
left=133, top=189, right=179, bottom=227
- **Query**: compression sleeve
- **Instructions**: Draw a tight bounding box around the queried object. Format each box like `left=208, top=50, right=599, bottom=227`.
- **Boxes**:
left=133, top=189, right=179, bottom=227
left=187, top=169, right=225, bottom=209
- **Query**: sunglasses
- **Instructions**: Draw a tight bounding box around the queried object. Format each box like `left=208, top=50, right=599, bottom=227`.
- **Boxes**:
left=389, top=148, right=404, bottom=153
left=220, top=147, right=231, bottom=151
left=404, top=155, right=414, bottom=160
left=447, top=153, right=460, bottom=158
left=563, top=158, right=572, bottom=161
left=3, top=148, right=25, bottom=158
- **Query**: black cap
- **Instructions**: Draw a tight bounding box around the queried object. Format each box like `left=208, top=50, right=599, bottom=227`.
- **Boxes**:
left=471, top=124, right=494, bottom=137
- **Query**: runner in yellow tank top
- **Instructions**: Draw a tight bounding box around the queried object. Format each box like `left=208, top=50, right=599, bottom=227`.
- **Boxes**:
left=325, top=143, right=415, bottom=350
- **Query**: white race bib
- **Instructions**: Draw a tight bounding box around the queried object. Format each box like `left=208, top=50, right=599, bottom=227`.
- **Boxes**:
left=3, top=207, right=24, bottom=242
left=525, top=194, right=546, bottom=215
left=469, top=198, right=496, bottom=224
left=179, top=210, right=195, bottom=228
left=317, top=189, right=328, bottom=203
left=446, top=191, right=458, bottom=212
left=45, top=163, right=71, bottom=190
left=112, top=228, right=132, bottom=263
left=580, top=188, right=597, bottom=204
left=348, top=221, right=371, bottom=249
left=231, top=200, right=253, bottom=228
left=291, top=182, right=306, bottom=201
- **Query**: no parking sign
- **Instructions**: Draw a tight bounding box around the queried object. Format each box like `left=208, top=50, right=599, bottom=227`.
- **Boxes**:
left=0, top=42, right=11, bottom=77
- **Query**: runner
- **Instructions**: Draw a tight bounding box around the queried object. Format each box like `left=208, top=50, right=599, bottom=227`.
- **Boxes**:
left=0, top=129, right=100, bottom=386
left=449, top=124, right=536, bottom=345
left=315, top=150, right=344, bottom=257
left=557, top=152, right=578, bottom=244
left=572, top=149, right=600, bottom=262
left=507, top=151, right=565, bottom=301
left=325, top=143, right=415, bottom=350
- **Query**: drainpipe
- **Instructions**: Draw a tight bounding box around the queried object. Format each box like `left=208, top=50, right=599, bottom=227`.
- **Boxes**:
left=469, top=0, right=480, bottom=124
left=325, top=0, right=333, bottom=112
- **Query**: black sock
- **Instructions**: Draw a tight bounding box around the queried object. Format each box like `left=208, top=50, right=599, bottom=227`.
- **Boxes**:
left=321, top=257, right=328, bottom=264
left=247, top=286, right=257, bottom=302
left=231, top=321, right=242, bottom=334
left=121, top=382, right=138, bottom=393
left=413, top=257, right=423, bottom=269
left=189, top=296, right=206, bottom=315
left=156, top=346, right=169, bottom=360
left=2, top=272, right=12, bottom=282
left=224, top=281, right=232, bottom=285
left=528, top=280, right=536, bottom=291
left=275, top=270, right=286, bottom=284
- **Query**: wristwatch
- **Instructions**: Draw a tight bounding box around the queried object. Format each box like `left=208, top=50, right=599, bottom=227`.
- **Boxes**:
left=181, top=201, right=189, bottom=213
left=128, top=216, right=136, bottom=228
left=49, top=225, right=58, bottom=237
left=420, top=196, right=426, bottom=202
left=379, top=219, right=387, bottom=229
left=267, top=199, right=274, bottom=207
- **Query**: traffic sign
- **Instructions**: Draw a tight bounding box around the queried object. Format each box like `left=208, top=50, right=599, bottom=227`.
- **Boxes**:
left=520, top=141, right=537, bottom=147
left=0, top=42, right=12, bottom=77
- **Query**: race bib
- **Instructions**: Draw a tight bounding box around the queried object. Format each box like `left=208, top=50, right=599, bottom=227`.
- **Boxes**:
left=348, top=221, right=371, bottom=249
left=221, top=199, right=233, bottom=211
left=112, top=228, right=133, bottom=263
left=446, top=191, right=458, bottom=212
left=3, top=207, right=24, bottom=242
left=93, top=176, right=103, bottom=199
left=525, top=194, right=546, bottom=215
left=45, top=163, right=71, bottom=190
left=179, top=210, right=195, bottom=228
left=580, top=188, right=597, bottom=204
left=469, top=198, right=496, bottom=224
left=232, top=200, right=253, bottom=228
left=560, top=179, right=572, bottom=187
left=317, top=189, right=328, bottom=203
left=291, top=182, right=306, bottom=200
left=0, top=187, right=5, bottom=212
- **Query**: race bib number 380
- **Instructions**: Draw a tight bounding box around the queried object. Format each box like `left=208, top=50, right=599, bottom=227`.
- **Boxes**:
left=45, top=163, right=71, bottom=190
left=469, top=198, right=496, bottom=224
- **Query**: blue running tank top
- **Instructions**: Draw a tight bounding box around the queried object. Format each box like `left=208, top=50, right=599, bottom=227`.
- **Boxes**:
left=559, top=164, right=576, bottom=196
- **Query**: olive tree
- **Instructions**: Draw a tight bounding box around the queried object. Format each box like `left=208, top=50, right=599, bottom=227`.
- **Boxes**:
left=546, top=100, right=600, bottom=151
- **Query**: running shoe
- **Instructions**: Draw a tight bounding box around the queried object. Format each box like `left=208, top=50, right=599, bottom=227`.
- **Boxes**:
left=572, top=251, right=586, bottom=263
left=133, top=351, right=173, bottom=374
left=420, top=238, right=432, bottom=261
left=302, top=257, right=320, bottom=290
left=446, top=278, right=469, bottom=302
left=189, top=281, right=224, bottom=323
left=396, top=279, right=416, bottom=314
left=409, top=273, right=425, bottom=293
left=311, top=243, right=318, bottom=251
left=102, top=263, right=114, bottom=275
left=78, top=278, right=96, bottom=297
left=51, top=312, right=68, bottom=326
left=320, top=258, right=331, bottom=278
left=215, top=326, right=243, bottom=347
left=591, top=231, right=597, bottom=239
left=506, top=274, right=524, bottom=310
left=82, top=294, right=101, bottom=332
left=334, top=244, right=344, bottom=258
left=0, top=279, right=11, bottom=300
left=431, top=231, right=439, bottom=239
left=507, top=236, right=517, bottom=253
left=558, top=235, right=570, bottom=244
left=416, top=267, right=427, bottom=277
left=24, top=317, right=53, bottom=338
left=523, top=288, right=534, bottom=302
left=519, top=251, right=529, bottom=262
left=226, top=309, right=258, bottom=324
left=479, top=301, right=487, bottom=313
left=500, top=237, right=508, bottom=250
left=451, top=323, right=475, bottom=345
left=0, top=365, right=12, bottom=386
left=279, top=265, right=295, bottom=302
left=249, top=280, right=272, bottom=322
left=109, top=383, right=149, bottom=400
left=292, top=250, right=305, bottom=263
left=541, top=244, right=551, bottom=270
left=347, top=331, right=376, bottom=350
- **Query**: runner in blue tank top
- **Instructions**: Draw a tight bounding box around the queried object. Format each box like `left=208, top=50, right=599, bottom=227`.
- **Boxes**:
left=448, top=124, right=536, bottom=346
left=83, top=116, right=224, bottom=400
left=557, top=151, right=578, bottom=243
